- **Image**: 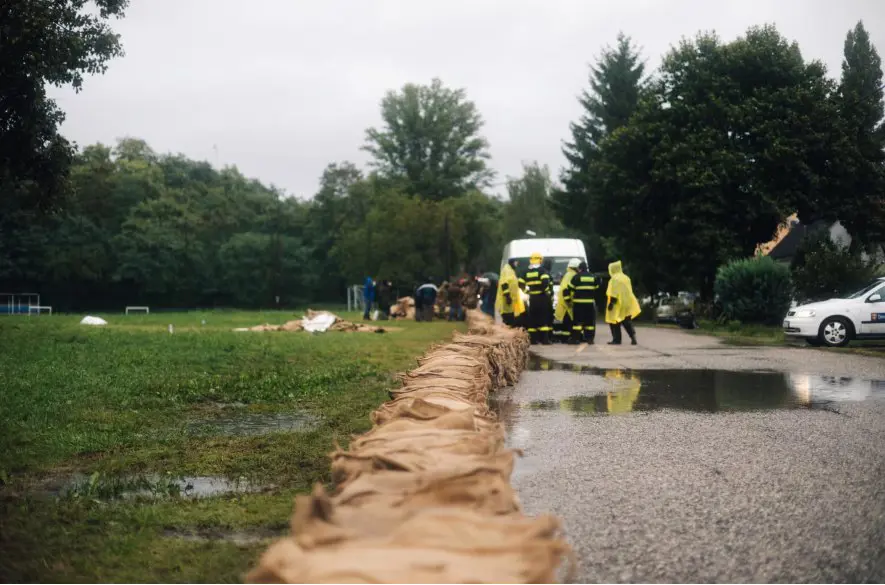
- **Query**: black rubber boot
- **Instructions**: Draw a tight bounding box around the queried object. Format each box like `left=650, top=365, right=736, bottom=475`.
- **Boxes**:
left=541, top=331, right=553, bottom=345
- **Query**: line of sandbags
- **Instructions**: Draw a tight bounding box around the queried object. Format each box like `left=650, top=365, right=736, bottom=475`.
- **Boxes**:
left=247, top=310, right=570, bottom=584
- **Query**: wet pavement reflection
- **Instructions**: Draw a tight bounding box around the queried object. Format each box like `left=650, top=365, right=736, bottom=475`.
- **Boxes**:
left=491, top=355, right=885, bottom=422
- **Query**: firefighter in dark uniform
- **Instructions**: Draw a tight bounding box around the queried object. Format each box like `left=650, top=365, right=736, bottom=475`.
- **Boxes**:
left=519, top=252, right=554, bottom=345
left=567, top=261, right=600, bottom=344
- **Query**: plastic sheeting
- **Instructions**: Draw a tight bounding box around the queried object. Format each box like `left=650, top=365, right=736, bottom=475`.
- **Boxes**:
left=79, top=316, right=108, bottom=326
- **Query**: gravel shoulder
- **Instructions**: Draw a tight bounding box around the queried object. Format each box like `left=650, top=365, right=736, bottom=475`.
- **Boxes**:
left=502, top=328, right=885, bottom=583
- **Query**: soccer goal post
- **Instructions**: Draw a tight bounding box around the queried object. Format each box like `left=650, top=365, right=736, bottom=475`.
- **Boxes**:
left=28, top=306, right=52, bottom=316
left=125, top=306, right=150, bottom=315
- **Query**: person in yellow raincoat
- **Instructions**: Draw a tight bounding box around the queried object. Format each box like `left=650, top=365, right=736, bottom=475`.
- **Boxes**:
left=553, top=258, right=580, bottom=343
left=495, top=258, right=525, bottom=327
left=605, top=260, right=641, bottom=345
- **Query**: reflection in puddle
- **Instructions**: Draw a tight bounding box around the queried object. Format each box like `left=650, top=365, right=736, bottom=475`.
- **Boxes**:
left=502, top=355, right=885, bottom=417
left=187, top=411, right=319, bottom=437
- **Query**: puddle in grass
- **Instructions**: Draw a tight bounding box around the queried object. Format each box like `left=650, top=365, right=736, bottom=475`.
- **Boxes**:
left=187, top=410, right=320, bottom=437
left=43, top=472, right=270, bottom=500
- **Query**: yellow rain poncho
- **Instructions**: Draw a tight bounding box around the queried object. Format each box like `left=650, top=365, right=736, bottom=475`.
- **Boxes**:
left=553, top=268, right=577, bottom=321
left=495, top=263, right=526, bottom=317
left=605, top=261, right=641, bottom=324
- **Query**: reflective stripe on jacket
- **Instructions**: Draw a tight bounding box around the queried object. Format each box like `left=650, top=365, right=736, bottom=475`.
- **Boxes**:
left=568, top=272, right=600, bottom=304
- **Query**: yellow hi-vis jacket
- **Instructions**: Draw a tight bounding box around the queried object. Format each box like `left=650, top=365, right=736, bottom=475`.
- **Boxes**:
left=495, top=263, right=525, bottom=317
left=554, top=268, right=577, bottom=321
left=605, top=260, right=641, bottom=324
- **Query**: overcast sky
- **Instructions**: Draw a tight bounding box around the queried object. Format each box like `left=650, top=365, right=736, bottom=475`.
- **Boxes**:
left=49, top=0, right=885, bottom=199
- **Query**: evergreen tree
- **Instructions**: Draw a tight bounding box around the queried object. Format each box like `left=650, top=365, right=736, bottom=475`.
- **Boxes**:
left=834, top=21, right=885, bottom=251
left=556, top=33, right=644, bottom=266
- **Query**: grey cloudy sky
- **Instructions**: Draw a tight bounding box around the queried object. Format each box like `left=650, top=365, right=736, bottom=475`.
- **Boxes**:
left=50, top=0, right=885, bottom=199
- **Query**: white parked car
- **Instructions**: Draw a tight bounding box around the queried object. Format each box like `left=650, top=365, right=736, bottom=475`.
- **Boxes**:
left=783, top=277, right=885, bottom=347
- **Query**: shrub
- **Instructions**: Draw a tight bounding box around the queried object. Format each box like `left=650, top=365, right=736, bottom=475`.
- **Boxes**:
left=790, top=232, right=883, bottom=303
left=714, top=256, right=792, bottom=325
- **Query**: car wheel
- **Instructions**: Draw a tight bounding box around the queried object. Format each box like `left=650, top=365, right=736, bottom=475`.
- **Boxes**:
left=818, top=317, right=852, bottom=348
left=806, top=338, right=823, bottom=347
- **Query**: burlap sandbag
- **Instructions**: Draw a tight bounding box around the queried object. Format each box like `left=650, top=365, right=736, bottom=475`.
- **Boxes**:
left=331, top=428, right=506, bottom=486
left=370, top=397, right=498, bottom=430
left=248, top=506, right=568, bottom=584
left=330, top=453, right=519, bottom=514
left=247, top=310, right=568, bottom=584
left=387, top=386, right=491, bottom=411
left=359, top=407, right=480, bottom=438
left=392, top=376, right=477, bottom=394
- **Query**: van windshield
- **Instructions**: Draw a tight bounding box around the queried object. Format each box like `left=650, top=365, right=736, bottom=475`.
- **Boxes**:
left=510, top=257, right=578, bottom=281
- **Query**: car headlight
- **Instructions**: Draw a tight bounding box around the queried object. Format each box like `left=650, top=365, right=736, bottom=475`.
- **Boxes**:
left=793, top=309, right=816, bottom=318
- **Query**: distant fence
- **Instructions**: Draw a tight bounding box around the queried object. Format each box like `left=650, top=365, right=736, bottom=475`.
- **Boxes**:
left=346, top=285, right=366, bottom=312
left=1, top=292, right=40, bottom=315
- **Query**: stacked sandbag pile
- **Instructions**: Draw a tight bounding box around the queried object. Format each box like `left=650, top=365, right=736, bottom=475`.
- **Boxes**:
left=390, top=296, right=416, bottom=320
left=247, top=310, right=570, bottom=584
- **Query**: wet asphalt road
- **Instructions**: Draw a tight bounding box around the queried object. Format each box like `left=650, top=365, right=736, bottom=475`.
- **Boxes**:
left=496, top=328, right=885, bottom=583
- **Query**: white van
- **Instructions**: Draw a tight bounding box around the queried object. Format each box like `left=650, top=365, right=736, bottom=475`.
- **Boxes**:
left=498, top=238, right=588, bottom=317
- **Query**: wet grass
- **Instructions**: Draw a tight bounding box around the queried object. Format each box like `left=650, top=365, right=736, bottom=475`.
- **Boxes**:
left=0, top=309, right=464, bottom=582
left=687, top=320, right=885, bottom=356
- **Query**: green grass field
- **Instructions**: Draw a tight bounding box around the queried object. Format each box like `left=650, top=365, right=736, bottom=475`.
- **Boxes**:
left=0, top=309, right=464, bottom=582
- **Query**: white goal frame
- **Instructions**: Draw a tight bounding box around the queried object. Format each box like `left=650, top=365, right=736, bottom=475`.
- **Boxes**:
left=28, top=305, right=52, bottom=316
left=1, top=292, right=40, bottom=315
left=125, top=306, right=150, bottom=315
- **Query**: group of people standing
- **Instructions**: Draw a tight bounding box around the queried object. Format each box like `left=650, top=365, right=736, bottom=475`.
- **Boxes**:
left=494, top=253, right=641, bottom=346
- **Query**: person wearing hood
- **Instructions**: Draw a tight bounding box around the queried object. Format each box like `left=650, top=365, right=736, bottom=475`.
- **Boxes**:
left=605, top=260, right=641, bottom=345
left=496, top=259, right=525, bottom=327
left=554, top=258, right=581, bottom=343
left=520, top=252, right=553, bottom=344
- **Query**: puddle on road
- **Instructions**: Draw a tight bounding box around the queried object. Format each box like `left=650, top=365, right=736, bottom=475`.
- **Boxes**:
left=187, top=410, right=320, bottom=437
left=497, top=355, right=885, bottom=416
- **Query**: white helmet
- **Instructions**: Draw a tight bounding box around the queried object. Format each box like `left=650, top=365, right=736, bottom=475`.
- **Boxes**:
left=567, top=258, right=581, bottom=269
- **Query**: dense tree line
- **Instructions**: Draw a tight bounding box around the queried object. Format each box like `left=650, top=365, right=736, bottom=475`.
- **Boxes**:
left=2, top=3, right=883, bottom=309
left=557, top=22, right=885, bottom=298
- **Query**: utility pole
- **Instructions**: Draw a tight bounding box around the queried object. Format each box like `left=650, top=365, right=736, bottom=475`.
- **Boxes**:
left=444, top=212, right=451, bottom=281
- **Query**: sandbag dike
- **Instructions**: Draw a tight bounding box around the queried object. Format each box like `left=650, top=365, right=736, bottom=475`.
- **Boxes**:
left=247, top=310, right=570, bottom=584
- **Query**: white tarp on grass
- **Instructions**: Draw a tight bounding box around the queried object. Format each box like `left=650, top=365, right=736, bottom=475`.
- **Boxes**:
left=80, top=316, right=108, bottom=326
left=301, top=312, right=337, bottom=333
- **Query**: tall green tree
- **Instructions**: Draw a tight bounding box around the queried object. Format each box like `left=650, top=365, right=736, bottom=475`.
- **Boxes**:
left=305, top=163, right=362, bottom=297
left=0, top=1, right=127, bottom=298
left=556, top=33, right=645, bottom=266
left=832, top=21, right=885, bottom=251
left=363, top=78, right=493, bottom=200
left=593, top=26, right=841, bottom=297
left=502, top=162, right=564, bottom=241
left=0, top=0, right=128, bottom=210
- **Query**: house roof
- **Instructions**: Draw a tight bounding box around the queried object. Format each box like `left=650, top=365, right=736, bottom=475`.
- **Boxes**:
left=766, top=219, right=830, bottom=260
